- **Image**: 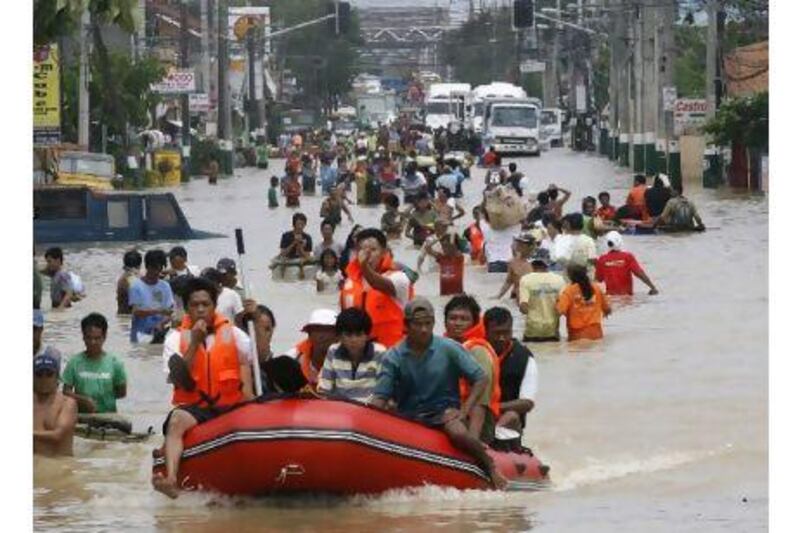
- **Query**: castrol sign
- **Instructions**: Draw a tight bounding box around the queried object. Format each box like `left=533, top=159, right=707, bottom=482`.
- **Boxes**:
left=151, top=69, right=197, bottom=94
left=674, top=98, right=707, bottom=135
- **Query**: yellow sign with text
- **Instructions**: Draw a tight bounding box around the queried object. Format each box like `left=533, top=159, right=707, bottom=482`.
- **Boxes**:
left=33, top=45, right=61, bottom=130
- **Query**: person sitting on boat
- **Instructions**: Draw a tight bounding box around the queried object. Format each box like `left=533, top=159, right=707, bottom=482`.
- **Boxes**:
left=275, top=212, right=314, bottom=279
left=617, top=174, right=649, bottom=221
left=34, top=352, right=77, bottom=457
left=645, top=174, right=673, bottom=219
left=284, top=309, right=340, bottom=389
left=62, top=313, right=127, bottom=414
left=596, top=191, right=617, bottom=221
left=652, top=184, right=706, bottom=232
left=595, top=231, right=659, bottom=296
left=443, top=295, right=501, bottom=444
left=129, top=249, right=174, bottom=344
left=341, top=228, right=414, bottom=350
left=154, top=277, right=255, bottom=499
left=317, top=308, right=386, bottom=404
left=116, top=250, right=141, bottom=315
left=483, top=307, right=539, bottom=435
left=42, top=247, right=84, bottom=310
left=371, top=297, right=507, bottom=490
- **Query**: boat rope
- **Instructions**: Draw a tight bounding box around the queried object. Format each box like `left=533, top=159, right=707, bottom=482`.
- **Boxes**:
left=275, top=464, right=306, bottom=484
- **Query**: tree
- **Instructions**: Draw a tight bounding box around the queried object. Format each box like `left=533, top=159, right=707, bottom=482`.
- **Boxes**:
left=703, top=91, right=768, bottom=150
left=268, top=0, right=362, bottom=113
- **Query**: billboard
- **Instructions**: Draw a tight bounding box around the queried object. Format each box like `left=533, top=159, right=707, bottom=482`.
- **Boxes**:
left=674, top=99, right=708, bottom=135
left=228, top=6, right=271, bottom=58
left=151, top=69, right=197, bottom=94
left=33, top=45, right=61, bottom=145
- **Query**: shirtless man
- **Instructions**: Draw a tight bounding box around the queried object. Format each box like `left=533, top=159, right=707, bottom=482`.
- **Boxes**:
left=495, top=234, right=536, bottom=302
left=33, top=354, right=78, bottom=457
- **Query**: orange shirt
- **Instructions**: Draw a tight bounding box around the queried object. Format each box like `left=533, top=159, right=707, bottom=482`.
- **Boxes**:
left=556, top=282, right=611, bottom=341
left=626, top=185, right=649, bottom=220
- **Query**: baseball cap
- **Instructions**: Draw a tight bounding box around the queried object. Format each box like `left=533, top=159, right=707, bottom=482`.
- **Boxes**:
left=34, top=353, right=60, bottom=375
left=33, top=309, right=44, bottom=329
left=404, top=297, right=435, bottom=321
left=216, top=258, right=237, bottom=274
left=606, top=231, right=624, bottom=250
left=301, top=309, right=338, bottom=332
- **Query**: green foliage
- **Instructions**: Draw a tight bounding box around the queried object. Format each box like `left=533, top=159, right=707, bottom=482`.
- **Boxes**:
left=440, top=9, right=518, bottom=85
left=674, top=25, right=706, bottom=98
left=269, top=0, right=362, bottom=109
left=34, top=0, right=139, bottom=46
left=703, top=92, right=768, bottom=149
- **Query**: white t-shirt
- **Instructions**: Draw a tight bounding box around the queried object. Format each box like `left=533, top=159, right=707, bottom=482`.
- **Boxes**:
left=435, top=173, right=459, bottom=195
left=366, top=271, right=411, bottom=310
left=216, top=287, right=244, bottom=324
left=479, top=220, right=519, bottom=264
left=315, top=269, right=343, bottom=293
left=162, top=326, right=251, bottom=375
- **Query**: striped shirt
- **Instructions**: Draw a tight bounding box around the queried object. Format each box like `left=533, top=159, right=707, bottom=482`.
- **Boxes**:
left=317, top=342, right=386, bottom=404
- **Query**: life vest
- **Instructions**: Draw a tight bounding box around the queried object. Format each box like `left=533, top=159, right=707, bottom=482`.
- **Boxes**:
left=454, top=321, right=502, bottom=419
left=496, top=340, right=533, bottom=428
left=626, top=185, right=650, bottom=221
left=294, top=338, right=320, bottom=388
left=466, top=223, right=485, bottom=263
left=172, top=313, right=243, bottom=409
left=340, top=253, right=413, bottom=349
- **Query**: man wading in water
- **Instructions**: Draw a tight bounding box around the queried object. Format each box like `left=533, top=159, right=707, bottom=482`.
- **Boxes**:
left=371, top=297, right=508, bottom=489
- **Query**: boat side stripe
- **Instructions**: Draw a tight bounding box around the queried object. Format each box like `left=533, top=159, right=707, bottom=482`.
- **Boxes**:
left=153, top=428, right=489, bottom=481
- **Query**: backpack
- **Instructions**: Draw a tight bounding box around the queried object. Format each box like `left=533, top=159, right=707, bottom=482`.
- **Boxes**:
left=671, top=198, right=695, bottom=229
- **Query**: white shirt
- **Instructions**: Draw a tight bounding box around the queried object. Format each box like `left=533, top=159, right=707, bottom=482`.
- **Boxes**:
left=162, top=326, right=252, bottom=375
left=216, top=287, right=244, bottom=324
left=479, top=220, right=519, bottom=264
left=435, top=173, right=459, bottom=195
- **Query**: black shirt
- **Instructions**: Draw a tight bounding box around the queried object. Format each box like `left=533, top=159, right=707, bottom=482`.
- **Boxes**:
left=279, top=231, right=313, bottom=259
left=645, top=187, right=672, bottom=218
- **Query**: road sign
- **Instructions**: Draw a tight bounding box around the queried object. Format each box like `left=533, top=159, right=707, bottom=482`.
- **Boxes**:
left=151, top=69, right=196, bottom=94
left=33, top=44, right=61, bottom=145
left=189, top=93, right=210, bottom=114
left=520, top=60, right=546, bottom=73
left=674, top=98, right=707, bottom=135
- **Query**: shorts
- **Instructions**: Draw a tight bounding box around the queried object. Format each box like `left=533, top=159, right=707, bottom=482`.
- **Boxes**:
left=162, top=405, right=227, bottom=436
left=487, top=261, right=508, bottom=273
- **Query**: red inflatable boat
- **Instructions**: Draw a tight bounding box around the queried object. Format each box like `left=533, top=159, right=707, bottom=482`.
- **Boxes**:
left=152, top=398, right=549, bottom=495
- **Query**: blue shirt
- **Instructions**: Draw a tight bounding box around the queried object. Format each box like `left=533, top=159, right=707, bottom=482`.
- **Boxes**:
left=373, top=335, right=486, bottom=416
left=128, top=278, right=174, bottom=342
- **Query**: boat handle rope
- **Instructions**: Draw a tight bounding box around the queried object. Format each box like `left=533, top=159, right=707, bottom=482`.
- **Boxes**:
left=275, top=464, right=306, bottom=484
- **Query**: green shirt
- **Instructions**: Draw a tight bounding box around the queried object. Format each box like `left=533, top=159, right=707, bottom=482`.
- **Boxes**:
left=62, top=352, right=127, bottom=413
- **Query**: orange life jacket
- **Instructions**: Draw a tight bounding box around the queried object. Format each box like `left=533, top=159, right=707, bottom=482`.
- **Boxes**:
left=172, top=313, right=243, bottom=409
left=626, top=185, right=650, bottom=220
left=294, top=338, right=320, bottom=388
left=454, top=321, right=502, bottom=418
left=466, top=223, right=485, bottom=263
left=340, top=253, right=413, bottom=349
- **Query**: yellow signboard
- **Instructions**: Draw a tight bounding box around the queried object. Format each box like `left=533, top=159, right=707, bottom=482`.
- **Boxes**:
left=33, top=45, right=61, bottom=143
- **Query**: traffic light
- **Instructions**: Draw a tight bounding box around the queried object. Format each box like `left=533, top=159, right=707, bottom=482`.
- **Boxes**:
left=327, top=1, right=351, bottom=35
left=513, top=0, right=534, bottom=29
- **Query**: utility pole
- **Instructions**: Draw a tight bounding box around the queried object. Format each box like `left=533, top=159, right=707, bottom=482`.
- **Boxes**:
left=218, top=0, right=233, bottom=174
left=209, top=0, right=218, bottom=132
left=547, top=0, right=561, bottom=108
left=705, top=0, right=718, bottom=121
left=180, top=0, right=191, bottom=156
left=78, top=6, right=91, bottom=149
left=201, top=0, right=211, bottom=129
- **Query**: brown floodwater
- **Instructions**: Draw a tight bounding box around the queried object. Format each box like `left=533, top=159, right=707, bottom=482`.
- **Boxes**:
left=34, top=149, right=767, bottom=531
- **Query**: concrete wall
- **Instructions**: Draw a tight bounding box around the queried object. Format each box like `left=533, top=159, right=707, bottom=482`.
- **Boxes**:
left=679, top=135, right=705, bottom=186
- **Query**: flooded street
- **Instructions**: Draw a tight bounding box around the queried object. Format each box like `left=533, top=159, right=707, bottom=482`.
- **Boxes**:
left=34, top=149, right=768, bottom=531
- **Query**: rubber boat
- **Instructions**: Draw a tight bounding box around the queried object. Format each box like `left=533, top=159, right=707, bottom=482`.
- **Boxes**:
left=152, top=397, right=549, bottom=496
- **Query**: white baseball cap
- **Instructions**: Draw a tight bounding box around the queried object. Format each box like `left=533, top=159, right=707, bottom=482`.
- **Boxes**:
left=301, top=309, right=338, bottom=332
left=606, top=230, right=624, bottom=250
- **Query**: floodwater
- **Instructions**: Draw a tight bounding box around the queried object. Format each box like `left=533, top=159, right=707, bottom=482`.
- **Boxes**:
left=34, top=148, right=768, bottom=532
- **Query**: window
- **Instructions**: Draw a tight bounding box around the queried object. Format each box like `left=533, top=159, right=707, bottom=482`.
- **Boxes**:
left=33, top=189, right=87, bottom=220
left=147, top=197, right=178, bottom=228
left=491, top=107, right=538, bottom=128
left=425, top=102, right=451, bottom=115
left=107, top=200, right=129, bottom=228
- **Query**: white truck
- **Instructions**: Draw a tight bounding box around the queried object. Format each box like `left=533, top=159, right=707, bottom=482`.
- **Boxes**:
left=540, top=108, right=564, bottom=147
left=424, top=83, right=472, bottom=131
left=356, top=91, right=398, bottom=128
left=482, top=97, right=543, bottom=156
left=470, top=82, right=527, bottom=133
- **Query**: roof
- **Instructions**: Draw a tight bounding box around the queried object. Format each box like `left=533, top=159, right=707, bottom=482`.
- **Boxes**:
left=724, top=41, right=768, bottom=97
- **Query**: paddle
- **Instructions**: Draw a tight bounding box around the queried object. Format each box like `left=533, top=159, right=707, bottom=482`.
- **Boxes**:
left=236, top=228, right=263, bottom=397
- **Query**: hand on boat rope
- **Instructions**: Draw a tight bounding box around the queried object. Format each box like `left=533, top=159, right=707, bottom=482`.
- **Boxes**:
left=275, top=464, right=306, bottom=484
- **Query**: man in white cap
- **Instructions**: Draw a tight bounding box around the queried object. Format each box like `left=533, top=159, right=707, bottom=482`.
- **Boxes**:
left=284, top=309, right=339, bottom=389
left=595, top=231, right=659, bottom=296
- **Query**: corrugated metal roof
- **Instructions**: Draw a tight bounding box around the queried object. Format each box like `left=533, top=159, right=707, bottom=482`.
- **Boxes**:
left=724, top=41, right=768, bottom=96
